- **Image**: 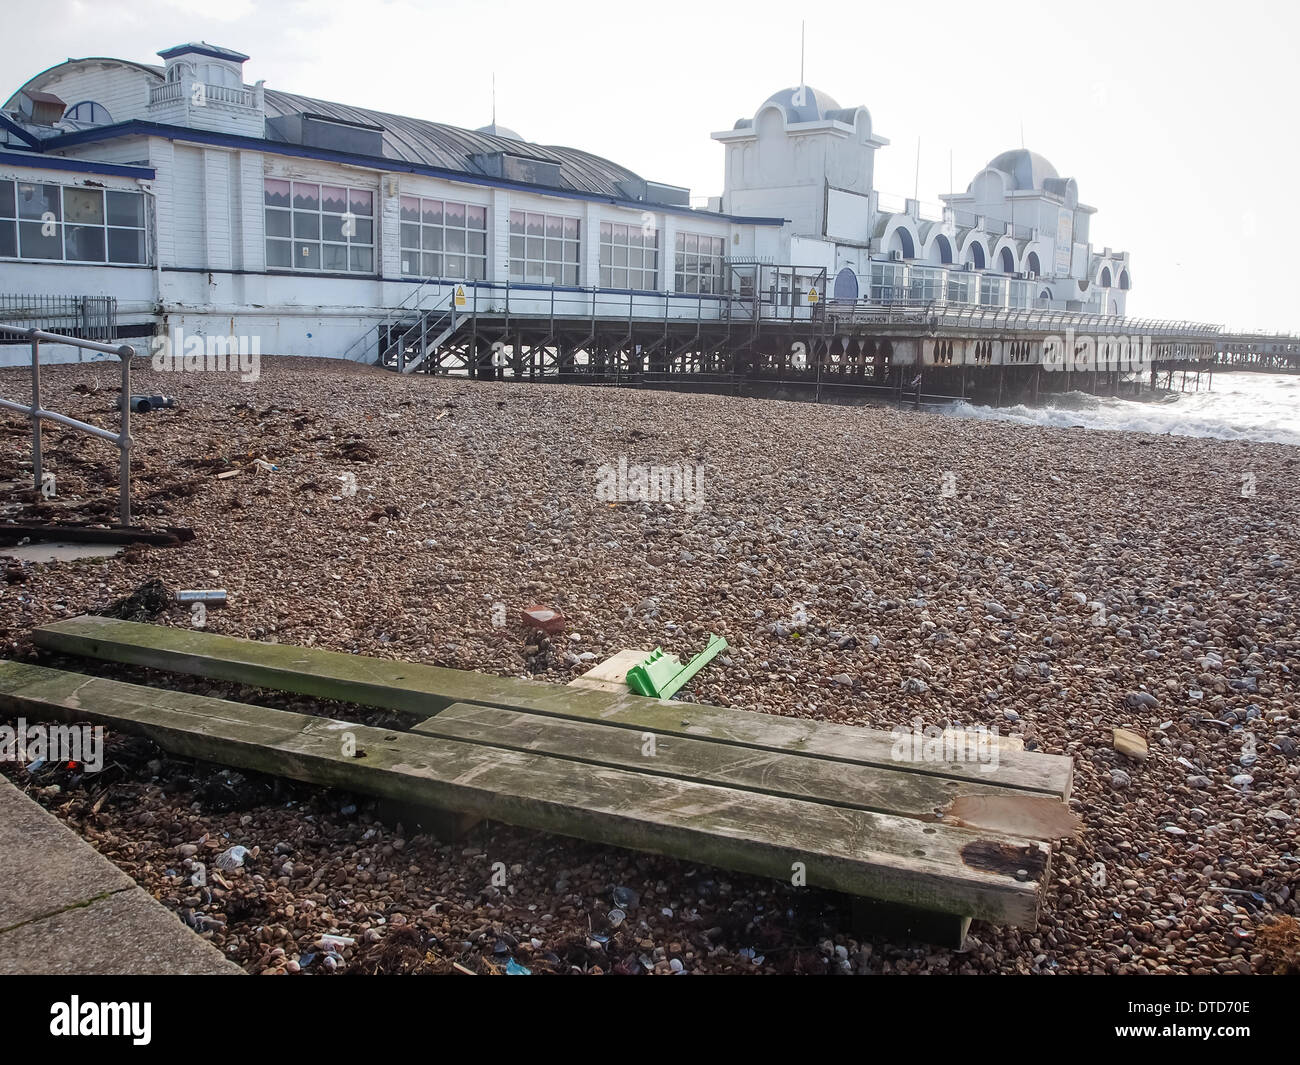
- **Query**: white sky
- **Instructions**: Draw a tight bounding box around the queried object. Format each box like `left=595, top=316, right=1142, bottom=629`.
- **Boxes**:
left=9, top=0, right=1298, bottom=332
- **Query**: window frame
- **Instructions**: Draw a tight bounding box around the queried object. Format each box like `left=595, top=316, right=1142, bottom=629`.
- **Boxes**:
left=265, top=179, right=376, bottom=275
left=399, top=195, right=488, bottom=282
left=508, top=209, right=580, bottom=286
left=0, top=178, right=147, bottom=265
left=599, top=220, right=660, bottom=291
left=673, top=231, right=726, bottom=295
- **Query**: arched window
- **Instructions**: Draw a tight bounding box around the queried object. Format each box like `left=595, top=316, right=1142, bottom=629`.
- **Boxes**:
left=201, top=63, right=241, bottom=89
left=1100, top=267, right=1113, bottom=287
left=1118, top=269, right=1130, bottom=290
left=1026, top=251, right=1041, bottom=276
left=65, top=101, right=112, bottom=125
left=966, top=243, right=985, bottom=270
left=1000, top=246, right=1016, bottom=274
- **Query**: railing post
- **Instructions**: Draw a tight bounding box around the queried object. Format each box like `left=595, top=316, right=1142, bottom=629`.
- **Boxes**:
left=30, top=337, right=42, bottom=488
left=119, top=348, right=132, bottom=526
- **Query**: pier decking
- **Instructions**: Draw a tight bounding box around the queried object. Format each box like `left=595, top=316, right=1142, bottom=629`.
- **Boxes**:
left=357, top=274, right=1293, bottom=404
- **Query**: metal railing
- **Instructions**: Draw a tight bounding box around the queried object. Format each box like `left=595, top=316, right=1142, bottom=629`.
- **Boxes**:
left=823, top=300, right=1223, bottom=338
left=0, top=295, right=116, bottom=341
left=0, top=324, right=136, bottom=526
left=387, top=290, right=457, bottom=372
left=340, top=275, right=454, bottom=363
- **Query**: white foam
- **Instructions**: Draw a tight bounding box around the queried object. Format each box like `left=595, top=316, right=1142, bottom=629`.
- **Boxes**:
left=941, top=373, right=1300, bottom=447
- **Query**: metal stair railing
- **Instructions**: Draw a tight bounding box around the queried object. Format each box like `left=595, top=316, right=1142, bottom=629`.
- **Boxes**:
left=341, top=277, right=452, bottom=364
left=385, top=291, right=460, bottom=373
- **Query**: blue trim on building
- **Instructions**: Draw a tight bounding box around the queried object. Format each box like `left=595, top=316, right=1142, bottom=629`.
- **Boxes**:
left=157, top=44, right=250, bottom=63
left=41, top=121, right=787, bottom=226
left=0, top=149, right=155, bottom=179
left=0, top=116, right=41, bottom=149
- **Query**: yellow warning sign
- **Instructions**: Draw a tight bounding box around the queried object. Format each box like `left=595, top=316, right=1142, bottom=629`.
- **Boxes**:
left=806, top=287, right=819, bottom=304
left=455, top=286, right=467, bottom=307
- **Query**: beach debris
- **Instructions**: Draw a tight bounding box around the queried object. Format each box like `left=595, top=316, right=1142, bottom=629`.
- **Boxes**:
left=215, top=845, right=252, bottom=872
left=1112, top=728, right=1149, bottom=761
left=129, top=394, right=176, bottom=413
left=318, top=933, right=356, bottom=949
left=521, top=605, right=565, bottom=634
left=99, top=578, right=170, bottom=621
left=175, top=588, right=228, bottom=606
left=626, top=635, right=728, bottom=699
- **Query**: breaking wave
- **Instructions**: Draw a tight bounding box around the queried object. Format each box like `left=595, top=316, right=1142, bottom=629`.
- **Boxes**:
left=940, top=372, right=1300, bottom=447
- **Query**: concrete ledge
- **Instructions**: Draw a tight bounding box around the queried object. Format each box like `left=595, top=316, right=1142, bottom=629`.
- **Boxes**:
left=0, top=776, right=241, bottom=974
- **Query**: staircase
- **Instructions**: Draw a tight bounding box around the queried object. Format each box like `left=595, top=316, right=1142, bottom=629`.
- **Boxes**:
left=381, top=299, right=462, bottom=374
left=341, top=283, right=468, bottom=372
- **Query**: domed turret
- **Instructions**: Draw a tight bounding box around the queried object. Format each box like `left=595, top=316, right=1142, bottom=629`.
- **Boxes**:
left=981, top=149, right=1059, bottom=191
left=758, top=85, right=842, bottom=124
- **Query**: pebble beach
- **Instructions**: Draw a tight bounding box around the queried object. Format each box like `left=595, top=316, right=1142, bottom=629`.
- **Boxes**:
left=1, top=356, right=1296, bottom=975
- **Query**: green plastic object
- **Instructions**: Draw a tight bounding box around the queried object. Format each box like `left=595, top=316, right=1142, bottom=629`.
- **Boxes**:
left=626, top=634, right=728, bottom=699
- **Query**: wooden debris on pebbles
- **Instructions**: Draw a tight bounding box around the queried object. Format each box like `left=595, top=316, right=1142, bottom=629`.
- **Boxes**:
left=0, top=356, right=1297, bottom=975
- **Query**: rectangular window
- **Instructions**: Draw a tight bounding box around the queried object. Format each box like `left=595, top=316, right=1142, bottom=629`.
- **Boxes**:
left=907, top=265, right=945, bottom=304
left=599, top=220, right=659, bottom=290
left=0, top=180, right=145, bottom=264
left=674, top=231, right=725, bottom=294
left=979, top=275, right=1005, bottom=308
left=265, top=179, right=374, bottom=273
left=946, top=272, right=972, bottom=304
left=869, top=261, right=904, bottom=302
left=399, top=195, right=487, bottom=280
left=508, top=210, right=579, bottom=286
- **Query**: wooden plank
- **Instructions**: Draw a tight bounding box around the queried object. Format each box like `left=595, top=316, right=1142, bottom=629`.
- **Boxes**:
left=411, top=703, right=1063, bottom=838
left=567, top=648, right=649, bottom=693
left=0, top=660, right=1049, bottom=925
left=33, top=616, right=1072, bottom=798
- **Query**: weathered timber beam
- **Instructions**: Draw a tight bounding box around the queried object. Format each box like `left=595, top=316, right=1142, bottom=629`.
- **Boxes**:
left=33, top=617, right=1072, bottom=798
left=411, top=703, right=1072, bottom=838
left=0, top=660, right=1047, bottom=924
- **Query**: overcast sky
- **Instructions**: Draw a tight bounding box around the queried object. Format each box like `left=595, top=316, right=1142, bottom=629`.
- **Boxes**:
left=8, top=0, right=1297, bottom=332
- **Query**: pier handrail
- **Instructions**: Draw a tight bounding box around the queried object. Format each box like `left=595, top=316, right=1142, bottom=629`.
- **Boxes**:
left=341, top=274, right=452, bottom=363
left=0, top=324, right=137, bottom=526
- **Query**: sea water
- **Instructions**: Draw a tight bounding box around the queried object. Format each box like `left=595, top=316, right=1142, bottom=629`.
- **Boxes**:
left=941, top=372, right=1300, bottom=447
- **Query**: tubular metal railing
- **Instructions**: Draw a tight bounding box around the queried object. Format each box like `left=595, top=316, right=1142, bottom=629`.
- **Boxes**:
left=340, top=275, right=453, bottom=363
left=0, top=324, right=136, bottom=526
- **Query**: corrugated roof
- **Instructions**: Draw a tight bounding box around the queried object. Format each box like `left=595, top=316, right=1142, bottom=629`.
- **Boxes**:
left=12, top=56, right=706, bottom=209
left=261, top=88, right=655, bottom=201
